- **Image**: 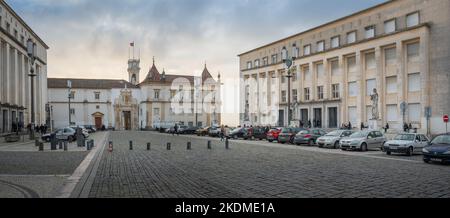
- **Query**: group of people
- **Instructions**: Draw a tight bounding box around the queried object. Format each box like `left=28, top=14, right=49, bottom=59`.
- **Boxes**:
left=340, top=122, right=353, bottom=130
left=299, top=120, right=322, bottom=128
left=26, top=123, right=48, bottom=135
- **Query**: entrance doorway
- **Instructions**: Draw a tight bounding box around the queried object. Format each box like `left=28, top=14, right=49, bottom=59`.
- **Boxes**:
left=328, top=107, right=338, bottom=128
left=123, top=111, right=131, bottom=130
left=301, top=109, right=309, bottom=127
left=278, top=110, right=285, bottom=127
left=313, top=108, right=322, bottom=128
left=2, top=110, right=8, bottom=133
left=95, top=117, right=103, bottom=129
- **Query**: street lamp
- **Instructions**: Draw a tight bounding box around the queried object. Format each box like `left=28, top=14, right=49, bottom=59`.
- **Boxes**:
left=281, top=46, right=297, bottom=127
left=67, top=80, right=72, bottom=126
left=27, top=39, right=37, bottom=140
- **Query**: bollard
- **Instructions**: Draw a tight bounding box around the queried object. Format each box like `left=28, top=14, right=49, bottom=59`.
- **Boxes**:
left=225, top=138, right=230, bottom=150
left=167, top=143, right=171, bottom=150
left=38, top=142, right=44, bottom=151
left=147, top=143, right=151, bottom=151
left=108, top=141, right=113, bottom=152
left=64, top=141, right=68, bottom=151
left=59, top=141, right=63, bottom=150
left=187, top=142, right=192, bottom=150
left=207, top=141, right=212, bottom=150
left=129, top=141, right=133, bottom=150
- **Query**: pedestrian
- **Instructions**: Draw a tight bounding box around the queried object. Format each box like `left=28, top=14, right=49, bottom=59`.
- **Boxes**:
left=224, top=125, right=231, bottom=140
left=360, top=122, right=365, bottom=131
left=409, top=123, right=413, bottom=132
left=348, top=122, right=352, bottom=130
left=403, top=123, right=408, bottom=133
left=384, top=123, right=390, bottom=133
left=174, top=123, right=179, bottom=136
left=220, top=125, right=225, bottom=142
left=308, top=120, right=312, bottom=128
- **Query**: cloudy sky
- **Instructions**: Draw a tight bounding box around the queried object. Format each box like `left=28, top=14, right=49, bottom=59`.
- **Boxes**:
left=7, top=0, right=385, bottom=125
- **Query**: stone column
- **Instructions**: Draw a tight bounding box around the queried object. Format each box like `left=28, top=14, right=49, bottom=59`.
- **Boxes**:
left=355, top=51, right=363, bottom=126
left=340, top=55, right=347, bottom=125
left=396, top=41, right=405, bottom=126
left=420, top=28, right=430, bottom=133
left=375, top=47, right=384, bottom=126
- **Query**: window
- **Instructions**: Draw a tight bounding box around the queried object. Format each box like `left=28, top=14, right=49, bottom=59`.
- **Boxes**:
left=348, top=82, right=358, bottom=97
left=384, top=19, right=396, bottom=34
left=303, top=45, right=311, bottom=56
left=303, top=67, right=311, bottom=81
left=317, top=41, right=325, bottom=52
left=408, top=73, right=421, bottom=92
left=292, top=67, right=298, bottom=81
left=281, top=91, right=287, bottom=102
left=365, top=26, right=375, bottom=39
left=331, top=36, right=340, bottom=48
left=365, top=52, right=376, bottom=70
left=348, top=107, right=357, bottom=125
left=96, top=105, right=100, bottom=109
left=292, top=45, right=299, bottom=58
left=6, top=22, right=10, bottom=33
left=94, top=92, right=100, bottom=100
left=271, top=54, right=278, bottom=64
left=317, top=86, right=324, bottom=100
left=262, top=57, right=268, bottom=66
left=70, top=108, right=75, bottom=115
left=153, top=108, right=160, bottom=116
left=247, top=61, right=252, bottom=69
left=407, top=43, right=420, bottom=60
left=281, top=73, right=286, bottom=84
left=316, top=63, right=324, bottom=79
left=386, top=105, right=398, bottom=121
left=366, top=79, right=376, bottom=96
left=408, top=103, right=421, bottom=122
left=406, top=12, right=420, bottom=28
left=330, top=60, right=339, bottom=76
left=304, top=88, right=310, bottom=101
left=347, top=56, right=356, bottom=72
left=386, top=76, right=397, bottom=94
left=69, top=91, right=75, bottom=99
left=292, top=89, right=298, bottom=102
left=385, top=47, right=396, bottom=64
left=332, top=84, right=340, bottom=99
left=154, top=89, right=160, bottom=99
left=254, top=59, right=260, bottom=68
left=347, top=31, right=356, bottom=44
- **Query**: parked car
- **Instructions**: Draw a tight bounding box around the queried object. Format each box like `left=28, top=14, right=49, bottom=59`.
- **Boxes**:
left=196, top=127, right=210, bottom=136
left=41, top=127, right=77, bottom=142
left=423, top=133, right=450, bottom=164
left=229, top=127, right=249, bottom=140
left=383, top=133, right=429, bottom=156
left=179, top=127, right=199, bottom=134
left=177, top=125, right=188, bottom=134
left=82, top=125, right=97, bottom=133
left=70, top=126, right=90, bottom=138
left=209, top=126, right=221, bottom=137
left=294, top=129, right=327, bottom=146
left=266, top=128, right=282, bottom=142
left=340, top=130, right=387, bottom=151
left=317, top=130, right=354, bottom=148
left=278, top=127, right=304, bottom=144
left=252, top=127, right=268, bottom=140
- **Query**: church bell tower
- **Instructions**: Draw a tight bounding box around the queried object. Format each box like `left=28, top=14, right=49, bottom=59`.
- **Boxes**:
left=128, top=59, right=140, bottom=85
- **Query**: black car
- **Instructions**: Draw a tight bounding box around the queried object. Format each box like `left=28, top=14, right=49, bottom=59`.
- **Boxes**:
left=423, top=133, right=450, bottom=164
left=179, top=127, right=199, bottom=134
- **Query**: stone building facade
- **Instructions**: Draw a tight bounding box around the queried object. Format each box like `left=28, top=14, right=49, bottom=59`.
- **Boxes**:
left=0, top=1, right=49, bottom=134
left=239, top=0, right=450, bottom=135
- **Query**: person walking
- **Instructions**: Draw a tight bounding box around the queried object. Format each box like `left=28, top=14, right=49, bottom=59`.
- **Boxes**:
left=220, top=125, right=225, bottom=142
left=384, top=123, right=390, bottom=133
left=173, top=123, right=179, bottom=136
left=348, top=122, right=352, bottom=130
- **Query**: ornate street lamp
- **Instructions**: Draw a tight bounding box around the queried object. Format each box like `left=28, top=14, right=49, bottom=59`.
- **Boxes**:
left=27, top=39, right=37, bottom=140
left=281, top=46, right=297, bottom=126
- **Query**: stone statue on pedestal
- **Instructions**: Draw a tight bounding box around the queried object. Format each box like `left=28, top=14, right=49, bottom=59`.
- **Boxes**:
left=370, top=88, right=379, bottom=120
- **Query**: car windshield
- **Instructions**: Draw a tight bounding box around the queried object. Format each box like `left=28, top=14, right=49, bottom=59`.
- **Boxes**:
left=350, top=132, right=367, bottom=138
left=394, top=134, right=415, bottom=141
left=431, top=135, right=450, bottom=145
left=326, top=131, right=341, bottom=136
left=231, top=128, right=242, bottom=134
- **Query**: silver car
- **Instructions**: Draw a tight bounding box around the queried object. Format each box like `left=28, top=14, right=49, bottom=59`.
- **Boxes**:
left=340, top=130, right=387, bottom=151
left=317, top=130, right=354, bottom=149
left=383, top=133, right=429, bottom=156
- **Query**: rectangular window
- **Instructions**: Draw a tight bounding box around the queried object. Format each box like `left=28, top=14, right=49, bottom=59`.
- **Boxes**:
left=347, top=31, right=356, bottom=44
left=303, top=67, right=311, bottom=81
left=385, top=47, right=396, bottom=64
left=262, top=57, right=268, bottom=66
left=271, top=54, right=278, bottom=64
left=331, top=36, right=340, bottom=48
left=365, top=52, right=376, bottom=70
left=94, top=92, right=100, bottom=100
left=316, top=63, right=324, bottom=79
left=304, top=88, right=310, bottom=101
left=153, top=108, right=160, bottom=116
left=254, top=59, right=260, bottom=68
left=247, top=61, right=252, bottom=69
left=317, top=86, right=324, bottom=100
left=347, top=56, right=356, bottom=72
left=317, top=41, right=324, bottom=52
left=292, top=46, right=299, bottom=58
left=70, top=108, right=75, bottom=115
left=386, top=105, right=398, bottom=122
left=154, top=89, right=160, bottom=99
left=330, top=60, right=339, bottom=76
left=384, top=19, right=396, bottom=34
left=407, top=42, right=420, bottom=60
left=365, top=26, right=375, bottom=39
left=292, top=67, right=298, bottom=81
left=281, top=72, right=286, bottom=84
left=348, top=81, right=358, bottom=97
left=408, top=73, right=421, bottom=92
left=386, top=76, right=397, bottom=94
left=406, top=12, right=420, bottom=28
left=366, top=79, right=376, bottom=96
left=332, top=84, right=340, bottom=99
left=281, top=91, right=287, bottom=103
left=292, top=89, right=298, bottom=102
left=303, top=45, right=311, bottom=56
left=408, top=103, right=421, bottom=122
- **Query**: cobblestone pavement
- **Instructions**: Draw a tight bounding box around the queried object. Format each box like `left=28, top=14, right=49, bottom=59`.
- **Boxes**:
left=89, top=131, right=450, bottom=198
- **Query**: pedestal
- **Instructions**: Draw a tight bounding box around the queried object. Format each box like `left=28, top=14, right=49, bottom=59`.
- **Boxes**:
left=368, top=119, right=381, bottom=130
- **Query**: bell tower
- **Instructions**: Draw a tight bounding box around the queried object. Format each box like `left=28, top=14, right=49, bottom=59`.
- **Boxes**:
left=128, top=58, right=140, bottom=85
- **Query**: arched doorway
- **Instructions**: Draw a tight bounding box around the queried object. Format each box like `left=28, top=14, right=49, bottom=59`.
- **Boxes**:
left=92, top=112, right=104, bottom=129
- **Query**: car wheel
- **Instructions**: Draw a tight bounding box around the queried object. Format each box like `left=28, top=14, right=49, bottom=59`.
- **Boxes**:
left=386, top=151, right=391, bottom=155
left=334, top=141, right=339, bottom=149
left=361, top=143, right=368, bottom=152
left=268, top=140, right=273, bottom=143
left=423, top=159, right=430, bottom=163
left=406, top=147, right=414, bottom=156
left=68, top=136, right=74, bottom=142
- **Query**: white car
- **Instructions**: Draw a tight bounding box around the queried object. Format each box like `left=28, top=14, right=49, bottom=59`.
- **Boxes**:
left=340, top=130, right=387, bottom=151
left=70, top=126, right=89, bottom=138
left=317, top=130, right=354, bottom=149
left=383, top=133, right=429, bottom=156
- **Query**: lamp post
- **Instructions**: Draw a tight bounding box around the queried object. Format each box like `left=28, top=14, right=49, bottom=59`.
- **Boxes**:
left=27, top=39, right=37, bottom=140
left=67, top=80, right=72, bottom=126
left=282, top=46, right=296, bottom=127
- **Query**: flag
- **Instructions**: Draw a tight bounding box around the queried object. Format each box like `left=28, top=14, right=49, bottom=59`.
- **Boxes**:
left=130, top=42, right=134, bottom=47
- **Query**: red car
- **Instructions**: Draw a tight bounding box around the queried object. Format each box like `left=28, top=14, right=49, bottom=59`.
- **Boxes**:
left=266, top=128, right=282, bottom=142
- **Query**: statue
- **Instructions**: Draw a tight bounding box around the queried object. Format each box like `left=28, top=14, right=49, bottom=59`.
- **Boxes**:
left=370, top=88, right=379, bottom=120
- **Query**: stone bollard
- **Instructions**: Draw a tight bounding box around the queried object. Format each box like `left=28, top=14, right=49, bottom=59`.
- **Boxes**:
left=108, top=141, right=113, bottom=152
left=129, top=141, right=133, bottom=150
left=64, top=141, right=68, bottom=151
left=187, top=142, right=192, bottom=150
left=38, top=142, right=44, bottom=151
left=167, top=143, right=171, bottom=150
left=147, top=143, right=151, bottom=151
left=207, top=141, right=212, bottom=150
left=225, top=138, right=230, bottom=150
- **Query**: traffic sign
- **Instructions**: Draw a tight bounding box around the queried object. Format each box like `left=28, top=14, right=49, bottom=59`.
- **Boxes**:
left=444, top=114, right=449, bottom=123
